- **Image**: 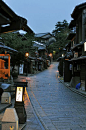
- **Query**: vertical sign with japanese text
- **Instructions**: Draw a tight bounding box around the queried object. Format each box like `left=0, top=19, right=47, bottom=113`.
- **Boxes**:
left=16, top=87, right=23, bottom=102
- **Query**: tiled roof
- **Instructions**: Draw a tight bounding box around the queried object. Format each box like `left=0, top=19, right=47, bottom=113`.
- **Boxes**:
left=35, top=33, right=51, bottom=38
left=0, top=44, right=18, bottom=52
left=69, top=56, right=86, bottom=61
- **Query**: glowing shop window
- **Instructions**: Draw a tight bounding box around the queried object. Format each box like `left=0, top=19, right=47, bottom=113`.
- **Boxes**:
left=84, top=42, right=86, bottom=51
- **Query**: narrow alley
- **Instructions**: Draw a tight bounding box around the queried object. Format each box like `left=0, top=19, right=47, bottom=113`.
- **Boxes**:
left=24, top=62, right=86, bottom=130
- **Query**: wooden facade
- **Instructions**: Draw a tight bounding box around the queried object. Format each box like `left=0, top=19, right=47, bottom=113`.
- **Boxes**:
left=0, top=0, right=34, bottom=77
left=67, top=2, right=86, bottom=91
left=0, top=0, right=33, bottom=34
left=57, top=2, right=86, bottom=91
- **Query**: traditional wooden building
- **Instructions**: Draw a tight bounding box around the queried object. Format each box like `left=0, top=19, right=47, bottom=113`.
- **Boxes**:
left=0, top=0, right=34, bottom=76
left=35, top=33, right=56, bottom=46
left=66, top=2, right=86, bottom=91
left=32, top=33, right=56, bottom=70
left=62, top=26, right=76, bottom=82
left=0, top=0, right=33, bottom=34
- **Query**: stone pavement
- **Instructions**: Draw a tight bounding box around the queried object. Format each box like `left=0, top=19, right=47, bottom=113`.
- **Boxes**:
left=26, top=62, right=86, bottom=130
left=1, top=62, right=86, bottom=130
left=22, top=89, right=44, bottom=130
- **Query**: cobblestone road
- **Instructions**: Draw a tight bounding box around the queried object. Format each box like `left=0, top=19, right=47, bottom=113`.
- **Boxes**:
left=22, top=89, right=44, bottom=130
left=27, top=62, right=86, bottom=130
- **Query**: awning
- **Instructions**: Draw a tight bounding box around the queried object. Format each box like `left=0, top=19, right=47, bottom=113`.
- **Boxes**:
left=66, top=33, right=76, bottom=40
left=65, top=42, right=71, bottom=48
left=33, top=41, right=45, bottom=47
left=37, top=57, right=44, bottom=61
left=27, top=56, right=36, bottom=61
left=0, top=44, right=18, bottom=52
left=57, top=57, right=64, bottom=62
left=71, top=42, right=84, bottom=50
left=69, top=56, right=86, bottom=61
left=35, top=33, right=51, bottom=38
left=38, top=46, right=46, bottom=50
left=33, top=41, right=46, bottom=50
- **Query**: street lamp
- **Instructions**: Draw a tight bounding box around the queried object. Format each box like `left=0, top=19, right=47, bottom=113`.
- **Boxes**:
left=25, top=52, right=29, bottom=76
left=25, top=52, right=29, bottom=58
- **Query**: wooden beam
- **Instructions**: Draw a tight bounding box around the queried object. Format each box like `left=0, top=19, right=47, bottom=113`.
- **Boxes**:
left=0, top=0, right=17, bottom=20
left=0, top=14, right=11, bottom=25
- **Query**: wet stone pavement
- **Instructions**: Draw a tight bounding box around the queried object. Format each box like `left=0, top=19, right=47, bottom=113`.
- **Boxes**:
left=26, top=62, right=86, bottom=130
left=1, top=62, right=86, bottom=130
left=22, top=91, right=44, bottom=130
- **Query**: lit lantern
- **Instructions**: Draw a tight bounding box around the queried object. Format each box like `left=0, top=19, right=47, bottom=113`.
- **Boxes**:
left=14, top=81, right=28, bottom=124
left=25, top=52, right=29, bottom=58
left=84, top=42, right=86, bottom=51
left=49, top=53, right=52, bottom=57
left=16, top=87, right=23, bottom=102
left=53, top=51, right=56, bottom=55
left=62, top=54, right=64, bottom=57
left=25, top=52, right=29, bottom=76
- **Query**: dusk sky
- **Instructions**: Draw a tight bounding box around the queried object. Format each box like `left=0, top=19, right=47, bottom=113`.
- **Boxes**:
left=3, top=0, right=86, bottom=33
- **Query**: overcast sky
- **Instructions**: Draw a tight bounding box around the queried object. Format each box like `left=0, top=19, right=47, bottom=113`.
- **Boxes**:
left=3, top=0, right=86, bottom=33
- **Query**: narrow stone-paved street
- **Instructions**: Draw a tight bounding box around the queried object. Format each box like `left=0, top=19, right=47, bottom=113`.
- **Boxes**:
left=26, top=62, right=86, bottom=130
left=23, top=92, right=44, bottom=130
left=1, top=1, right=86, bottom=130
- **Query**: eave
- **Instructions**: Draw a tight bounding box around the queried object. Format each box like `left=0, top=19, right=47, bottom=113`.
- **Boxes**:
left=69, top=20, right=76, bottom=29
left=66, top=33, right=76, bottom=40
left=71, top=42, right=84, bottom=51
left=0, top=42, right=18, bottom=52
left=0, top=0, right=33, bottom=34
left=71, top=2, right=86, bottom=19
left=69, top=56, right=86, bottom=61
